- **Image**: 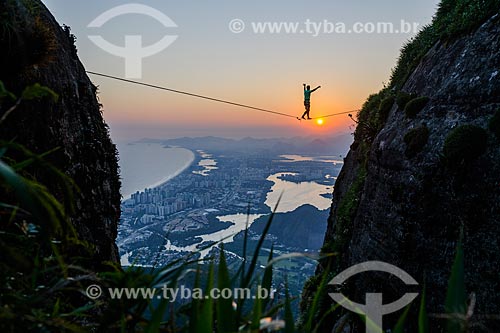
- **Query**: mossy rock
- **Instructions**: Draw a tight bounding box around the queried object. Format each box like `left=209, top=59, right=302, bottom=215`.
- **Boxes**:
left=396, top=91, right=416, bottom=110
left=489, top=109, right=500, bottom=139
left=328, top=167, right=367, bottom=254
left=389, top=0, right=499, bottom=89
left=378, top=95, right=395, bottom=122
left=0, top=4, right=57, bottom=78
left=443, top=125, right=488, bottom=167
left=404, top=125, right=430, bottom=158
left=357, top=92, right=384, bottom=125
left=354, top=91, right=387, bottom=143
left=404, top=96, right=430, bottom=118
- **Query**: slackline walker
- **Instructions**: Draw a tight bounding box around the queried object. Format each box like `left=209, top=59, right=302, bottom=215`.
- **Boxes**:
left=86, top=71, right=359, bottom=121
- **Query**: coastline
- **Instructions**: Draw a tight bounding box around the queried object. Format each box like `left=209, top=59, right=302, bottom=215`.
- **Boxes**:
left=119, top=143, right=196, bottom=199
left=143, top=148, right=196, bottom=191
left=119, top=150, right=341, bottom=266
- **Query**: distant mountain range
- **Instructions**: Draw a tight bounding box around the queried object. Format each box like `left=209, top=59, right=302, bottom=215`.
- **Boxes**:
left=138, top=133, right=353, bottom=155
left=250, top=204, right=329, bottom=250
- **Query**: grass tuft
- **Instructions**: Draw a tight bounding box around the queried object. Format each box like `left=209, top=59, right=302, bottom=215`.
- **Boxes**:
left=442, top=124, right=488, bottom=167
left=404, top=125, right=430, bottom=158
left=404, top=97, right=430, bottom=118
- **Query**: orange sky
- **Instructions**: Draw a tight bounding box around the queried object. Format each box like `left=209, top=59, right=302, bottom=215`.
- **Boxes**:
left=42, top=0, right=439, bottom=140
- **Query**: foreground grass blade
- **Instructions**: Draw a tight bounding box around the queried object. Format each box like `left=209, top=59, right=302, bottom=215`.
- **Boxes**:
left=284, top=278, right=295, bottom=333
left=243, top=195, right=282, bottom=288
left=445, top=239, right=466, bottom=333
left=217, top=244, right=237, bottom=332
left=0, top=159, right=38, bottom=216
left=251, top=286, right=263, bottom=331
left=304, top=265, right=330, bottom=332
left=144, top=298, right=169, bottom=333
left=418, top=288, right=429, bottom=333
left=261, top=244, right=274, bottom=311
left=241, top=204, right=251, bottom=286
left=392, top=304, right=411, bottom=333
left=237, top=194, right=282, bottom=322
left=189, top=266, right=202, bottom=333
left=199, top=262, right=214, bottom=333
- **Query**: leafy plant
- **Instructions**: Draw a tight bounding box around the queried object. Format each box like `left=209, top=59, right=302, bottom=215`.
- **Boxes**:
left=0, top=80, right=58, bottom=124
left=0, top=81, right=16, bottom=101
left=434, top=0, right=500, bottom=40
left=390, top=0, right=499, bottom=90
left=0, top=143, right=90, bottom=332
left=300, top=264, right=340, bottom=333
left=2, top=153, right=322, bottom=333
left=21, top=82, right=59, bottom=101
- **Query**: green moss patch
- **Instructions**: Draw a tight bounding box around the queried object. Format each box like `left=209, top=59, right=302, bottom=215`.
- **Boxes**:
left=443, top=125, right=488, bottom=166
left=488, top=109, right=500, bottom=139
left=321, top=166, right=367, bottom=255
left=378, top=95, right=395, bottom=122
left=404, top=126, right=430, bottom=158
left=354, top=90, right=392, bottom=144
left=396, top=92, right=416, bottom=110
left=405, top=96, right=430, bottom=118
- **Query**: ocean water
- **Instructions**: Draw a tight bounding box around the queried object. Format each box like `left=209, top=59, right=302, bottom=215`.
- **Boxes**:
left=116, top=142, right=195, bottom=199
left=118, top=146, right=335, bottom=261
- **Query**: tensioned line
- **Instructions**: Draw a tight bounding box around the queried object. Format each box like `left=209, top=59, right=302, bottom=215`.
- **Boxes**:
left=86, top=71, right=359, bottom=120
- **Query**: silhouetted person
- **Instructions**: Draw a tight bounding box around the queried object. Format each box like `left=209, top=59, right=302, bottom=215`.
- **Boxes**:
left=301, top=83, right=321, bottom=119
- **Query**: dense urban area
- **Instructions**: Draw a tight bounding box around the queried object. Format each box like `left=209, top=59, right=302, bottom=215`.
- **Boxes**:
left=117, top=141, right=345, bottom=299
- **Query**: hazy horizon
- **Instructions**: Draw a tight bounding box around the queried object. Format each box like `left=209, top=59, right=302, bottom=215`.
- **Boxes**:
left=113, top=129, right=354, bottom=143
left=41, top=0, right=440, bottom=141
left=109, top=121, right=356, bottom=142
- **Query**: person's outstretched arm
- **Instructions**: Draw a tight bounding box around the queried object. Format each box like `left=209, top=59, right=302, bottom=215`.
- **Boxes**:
left=311, top=85, right=321, bottom=92
left=303, top=83, right=306, bottom=91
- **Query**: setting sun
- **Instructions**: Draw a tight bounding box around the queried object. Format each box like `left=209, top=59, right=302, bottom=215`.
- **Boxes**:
left=316, top=118, right=324, bottom=125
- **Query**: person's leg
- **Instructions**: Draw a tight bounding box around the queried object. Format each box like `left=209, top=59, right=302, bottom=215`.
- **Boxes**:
left=302, top=101, right=308, bottom=118
left=306, top=103, right=311, bottom=119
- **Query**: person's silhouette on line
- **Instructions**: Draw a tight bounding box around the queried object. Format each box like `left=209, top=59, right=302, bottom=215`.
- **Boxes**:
left=301, top=83, right=321, bottom=119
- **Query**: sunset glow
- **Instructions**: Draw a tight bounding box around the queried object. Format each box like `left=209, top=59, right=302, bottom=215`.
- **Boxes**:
left=41, top=0, right=438, bottom=140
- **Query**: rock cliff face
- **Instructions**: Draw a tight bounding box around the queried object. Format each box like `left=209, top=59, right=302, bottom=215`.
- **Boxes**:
left=303, top=12, right=500, bottom=332
left=0, top=1, right=121, bottom=262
